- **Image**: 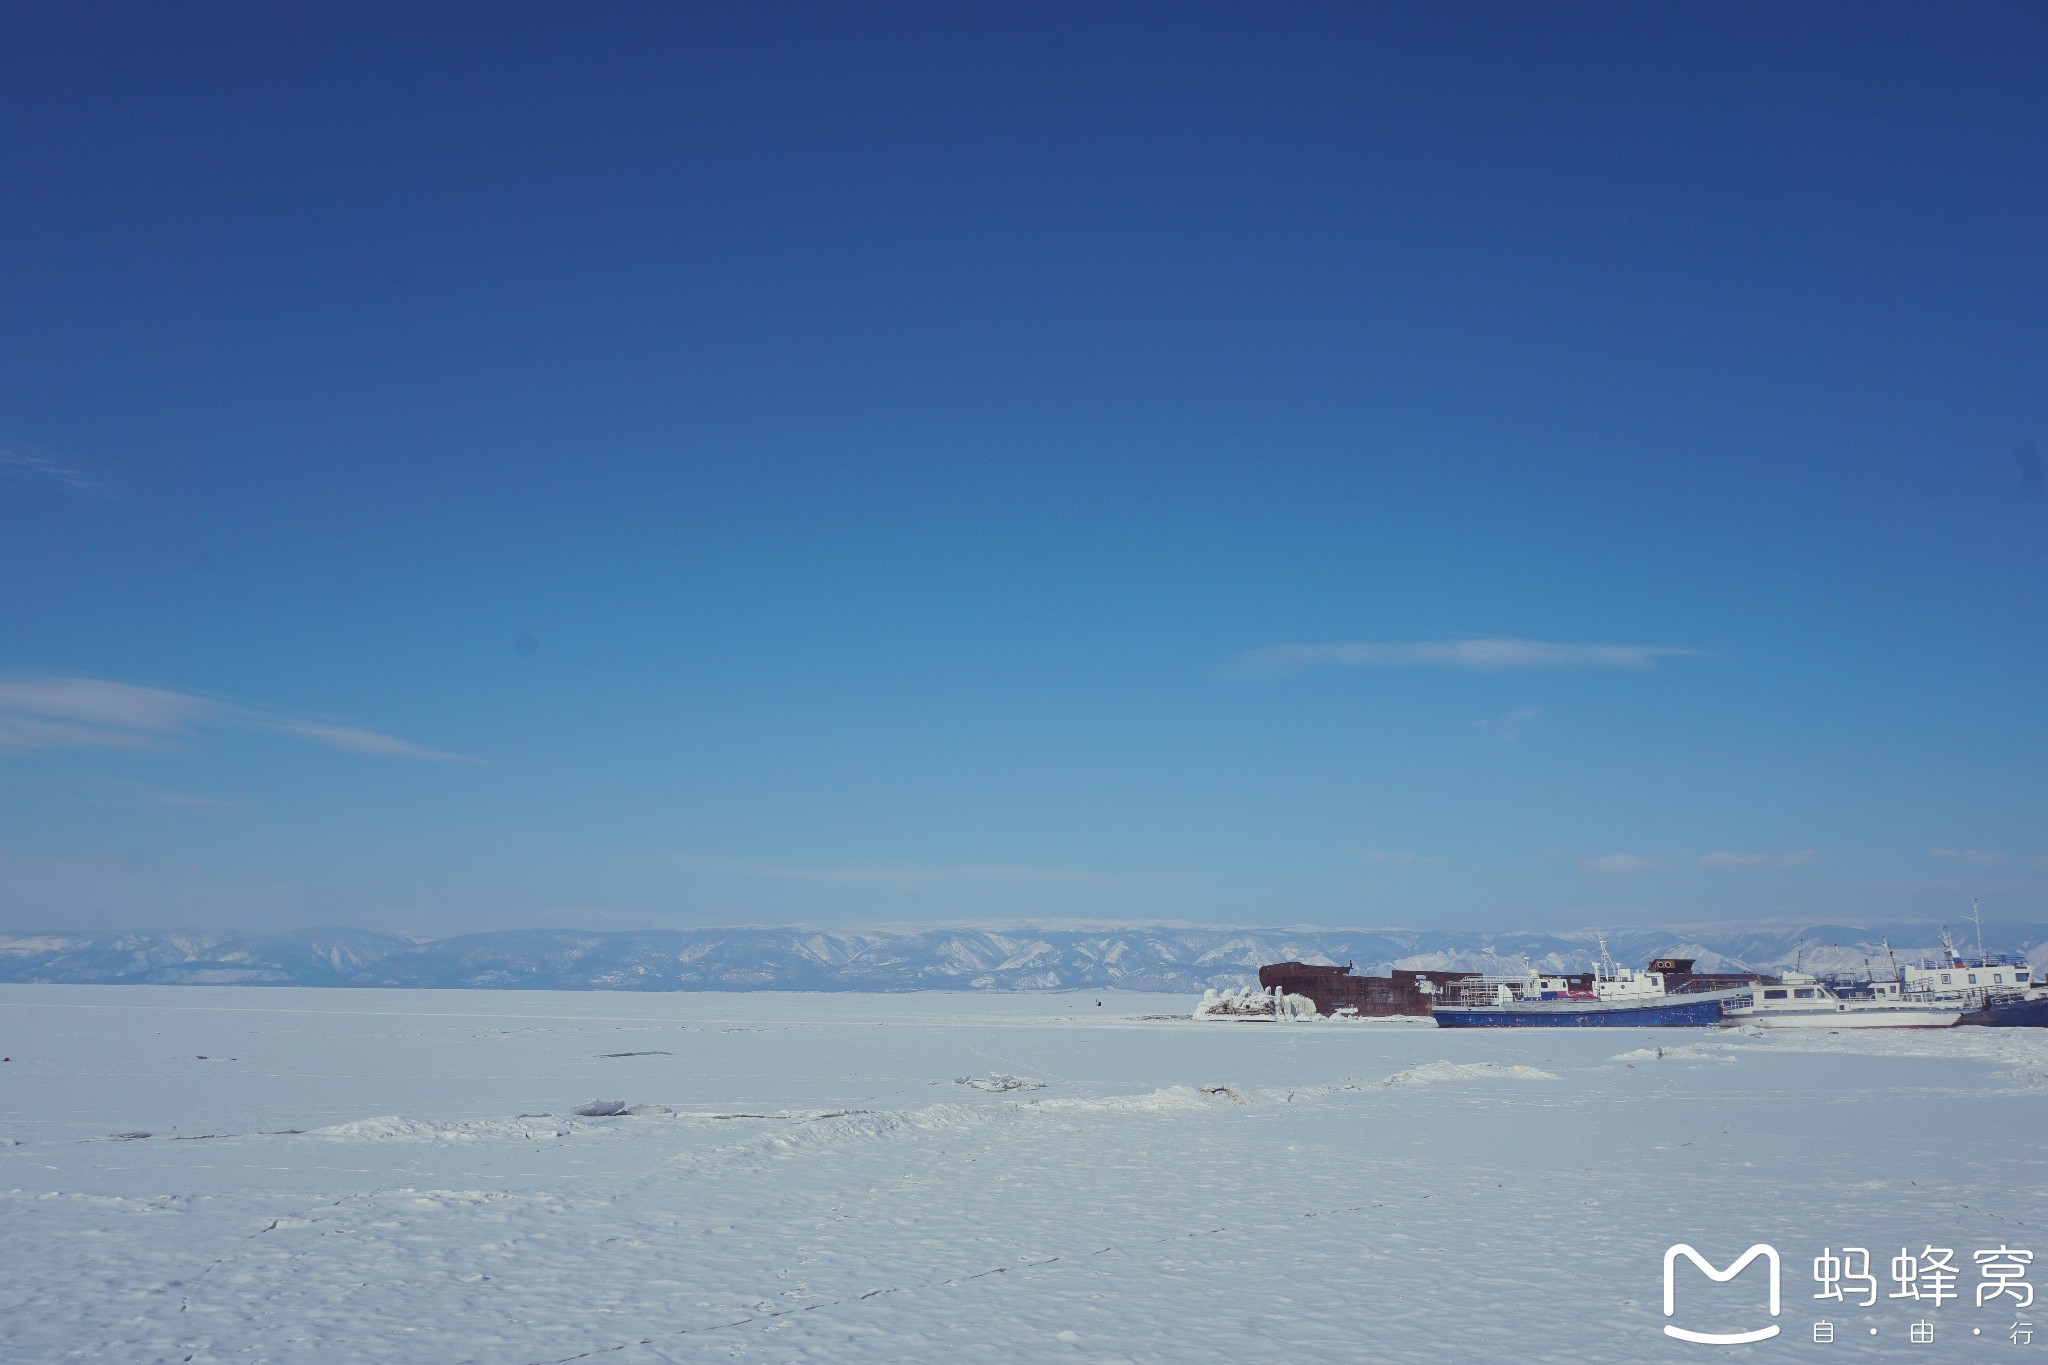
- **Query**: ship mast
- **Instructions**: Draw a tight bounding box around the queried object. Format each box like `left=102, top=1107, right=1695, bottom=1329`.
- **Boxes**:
left=1970, top=898, right=1987, bottom=962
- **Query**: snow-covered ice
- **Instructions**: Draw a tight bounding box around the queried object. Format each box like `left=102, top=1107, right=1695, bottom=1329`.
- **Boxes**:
left=3, top=984, right=2045, bottom=1361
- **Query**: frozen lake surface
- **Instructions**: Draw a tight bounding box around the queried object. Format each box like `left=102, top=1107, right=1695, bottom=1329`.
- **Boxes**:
left=3, top=985, right=2045, bottom=1361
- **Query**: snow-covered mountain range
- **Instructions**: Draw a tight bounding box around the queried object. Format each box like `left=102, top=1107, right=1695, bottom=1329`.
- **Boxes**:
left=3, top=921, right=2044, bottom=993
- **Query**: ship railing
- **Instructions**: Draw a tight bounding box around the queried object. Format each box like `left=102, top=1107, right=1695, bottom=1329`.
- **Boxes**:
left=1936, top=983, right=2031, bottom=1008
left=1434, top=976, right=1596, bottom=1007
left=1832, top=976, right=2022, bottom=1008
left=1435, top=977, right=1530, bottom=1007
left=1663, top=978, right=1761, bottom=996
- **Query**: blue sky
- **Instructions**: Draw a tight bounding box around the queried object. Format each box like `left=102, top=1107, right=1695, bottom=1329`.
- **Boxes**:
left=2, top=2, right=2043, bottom=934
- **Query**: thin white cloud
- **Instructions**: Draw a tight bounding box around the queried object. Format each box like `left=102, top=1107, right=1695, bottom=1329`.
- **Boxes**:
left=0, top=676, right=477, bottom=763
left=675, top=855, right=1127, bottom=887
left=1699, top=849, right=1822, bottom=869
left=0, top=440, right=104, bottom=495
left=250, top=718, right=469, bottom=762
left=1360, top=849, right=1445, bottom=868
left=1583, top=853, right=1655, bottom=876
left=1931, top=848, right=2005, bottom=867
left=1231, top=637, right=1700, bottom=678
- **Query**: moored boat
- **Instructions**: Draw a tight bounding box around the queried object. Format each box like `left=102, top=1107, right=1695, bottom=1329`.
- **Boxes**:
left=1962, top=994, right=2048, bottom=1027
left=1257, top=961, right=1489, bottom=1019
left=1431, top=944, right=1753, bottom=1028
left=1892, top=919, right=2046, bottom=1028
left=1721, top=971, right=1960, bottom=1028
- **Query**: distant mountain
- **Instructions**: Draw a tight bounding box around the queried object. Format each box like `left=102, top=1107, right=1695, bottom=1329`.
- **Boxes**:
left=2, top=921, right=2044, bottom=993
left=0, top=927, right=419, bottom=986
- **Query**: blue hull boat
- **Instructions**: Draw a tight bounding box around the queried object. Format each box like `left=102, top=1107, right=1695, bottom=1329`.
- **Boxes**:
left=1432, top=994, right=1736, bottom=1028
left=1962, top=994, right=2048, bottom=1028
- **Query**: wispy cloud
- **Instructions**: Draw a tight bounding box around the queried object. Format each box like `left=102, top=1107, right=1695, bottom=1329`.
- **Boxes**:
left=0, top=440, right=105, bottom=496
left=675, top=855, right=1129, bottom=888
left=1231, top=637, right=1701, bottom=679
left=1699, top=849, right=1822, bottom=869
left=1931, top=847, right=2005, bottom=867
left=0, top=676, right=477, bottom=762
left=1582, top=853, right=1655, bottom=876
left=251, top=718, right=468, bottom=760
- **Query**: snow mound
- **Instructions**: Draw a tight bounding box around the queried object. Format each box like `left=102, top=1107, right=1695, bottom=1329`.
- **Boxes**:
left=1380, top=1061, right=1560, bottom=1086
left=671, top=1103, right=1002, bottom=1174
left=306, top=1114, right=583, bottom=1142
left=955, top=1074, right=1046, bottom=1092
left=1194, top=986, right=1318, bottom=1020
left=1611, top=1044, right=1737, bottom=1063
left=1036, top=1084, right=1264, bottom=1115
left=1996, top=1069, right=2048, bottom=1088
left=391, top=1189, right=515, bottom=1210
left=573, top=1099, right=629, bottom=1116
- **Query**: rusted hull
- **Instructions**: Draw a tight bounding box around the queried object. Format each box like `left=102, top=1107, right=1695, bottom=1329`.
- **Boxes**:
left=1257, top=961, right=1480, bottom=1018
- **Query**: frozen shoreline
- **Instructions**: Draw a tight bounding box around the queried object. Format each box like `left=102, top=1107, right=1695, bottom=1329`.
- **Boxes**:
left=4, top=984, right=2044, bottom=1361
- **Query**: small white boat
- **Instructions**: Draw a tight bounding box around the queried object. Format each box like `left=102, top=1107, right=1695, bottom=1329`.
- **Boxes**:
left=1722, top=972, right=1960, bottom=1029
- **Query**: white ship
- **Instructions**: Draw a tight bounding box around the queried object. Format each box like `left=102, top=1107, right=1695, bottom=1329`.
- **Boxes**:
left=1722, top=971, right=1960, bottom=1029
left=1889, top=913, right=2047, bottom=1027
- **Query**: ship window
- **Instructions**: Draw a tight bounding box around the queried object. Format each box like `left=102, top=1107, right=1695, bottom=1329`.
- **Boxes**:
left=1793, top=988, right=1816, bottom=999
left=1763, top=989, right=1788, bottom=1000
left=1969, top=973, right=1978, bottom=984
left=1993, top=973, right=2004, bottom=984
left=1941, top=974, right=1952, bottom=985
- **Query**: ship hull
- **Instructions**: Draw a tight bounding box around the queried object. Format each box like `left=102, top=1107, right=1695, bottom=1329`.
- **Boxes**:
left=1723, top=1006, right=1960, bottom=1029
left=1960, top=995, right=2048, bottom=1028
left=1432, top=996, right=1730, bottom=1028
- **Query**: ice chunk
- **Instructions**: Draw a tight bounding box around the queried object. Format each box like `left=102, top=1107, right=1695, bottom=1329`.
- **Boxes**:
left=954, top=1074, right=1046, bottom=1092
left=307, top=1114, right=580, bottom=1142
left=1380, top=1061, right=1561, bottom=1086
left=1193, top=985, right=1319, bottom=1020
